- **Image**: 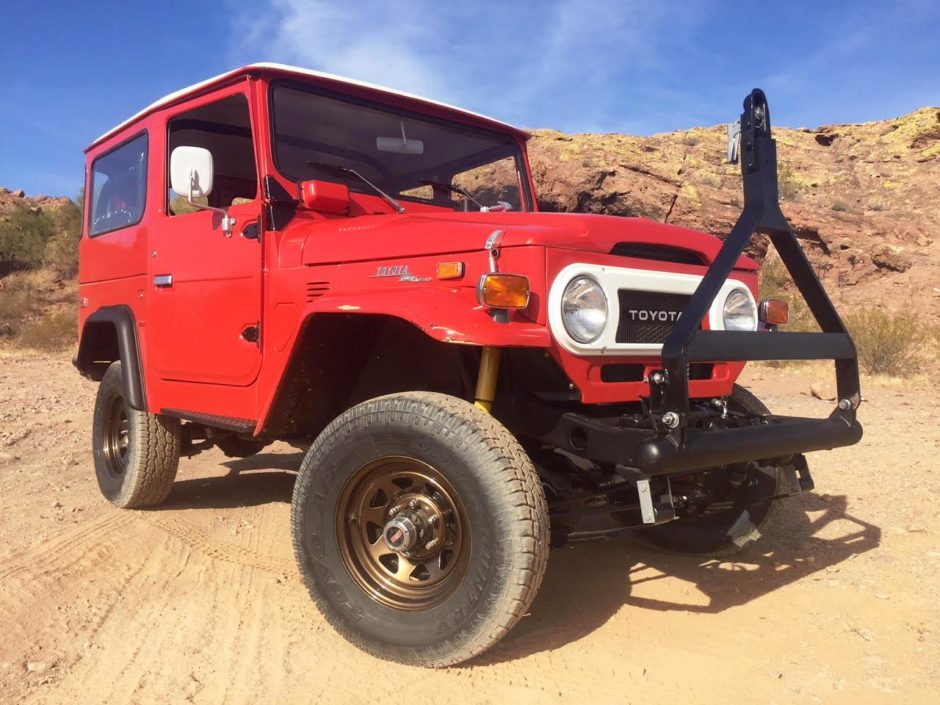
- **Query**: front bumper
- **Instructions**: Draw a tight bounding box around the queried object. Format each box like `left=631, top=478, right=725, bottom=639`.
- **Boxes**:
left=531, top=407, right=862, bottom=476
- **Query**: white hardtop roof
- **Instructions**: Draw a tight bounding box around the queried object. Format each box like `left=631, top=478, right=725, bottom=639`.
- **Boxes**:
left=89, top=62, right=527, bottom=149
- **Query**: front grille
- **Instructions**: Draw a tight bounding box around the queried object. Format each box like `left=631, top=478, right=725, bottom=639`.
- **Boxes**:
left=611, top=242, right=705, bottom=266
left=600, top=364, right=646, bottom=383
left=616, top=290, right=690, bottom=344
left=600, top=362, right=715, bottom=382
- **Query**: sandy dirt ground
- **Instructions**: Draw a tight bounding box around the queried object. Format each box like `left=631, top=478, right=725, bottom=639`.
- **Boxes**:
left=0, top=351, right=937, bottom=704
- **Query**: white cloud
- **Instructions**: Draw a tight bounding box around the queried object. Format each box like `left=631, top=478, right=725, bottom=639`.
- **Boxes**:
left=227, top=0, right=684, bottom=131
left=229, top=0, right=454, bottom=102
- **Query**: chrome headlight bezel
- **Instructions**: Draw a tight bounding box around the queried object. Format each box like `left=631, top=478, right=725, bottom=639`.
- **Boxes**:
left=722, top=287, right=758, bottom=331
left=561, top=275, right=609, bottom=343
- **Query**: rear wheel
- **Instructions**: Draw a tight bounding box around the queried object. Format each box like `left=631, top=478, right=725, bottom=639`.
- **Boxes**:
left=92, top=361, right=181, bottom=508
left=291, top=392, right=549, bottom=667
left=635, top=385, right=785, bottom=557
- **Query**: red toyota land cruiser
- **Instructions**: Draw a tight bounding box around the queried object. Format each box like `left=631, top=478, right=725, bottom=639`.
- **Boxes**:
left=75, top=64, right=862, bottom=666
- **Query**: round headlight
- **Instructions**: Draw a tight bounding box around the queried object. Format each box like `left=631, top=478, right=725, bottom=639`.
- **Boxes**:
left=722, top=289, right=757, bottom=331
left=562, top=276, right=608, bottom=343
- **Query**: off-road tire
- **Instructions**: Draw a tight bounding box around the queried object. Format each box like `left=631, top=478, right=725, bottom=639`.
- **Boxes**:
left=291, top=392, right=549, bottom=667
left=92, top=361, right=181, bottom=508
left=635, top=384, right=784, bottom=557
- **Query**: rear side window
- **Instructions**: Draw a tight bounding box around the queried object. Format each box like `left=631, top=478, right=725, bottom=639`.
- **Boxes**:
left=89, top=132, right=149, bottom=237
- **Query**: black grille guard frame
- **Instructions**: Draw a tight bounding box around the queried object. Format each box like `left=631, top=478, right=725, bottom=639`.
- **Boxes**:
left=635, top=89, right=863, bottom=475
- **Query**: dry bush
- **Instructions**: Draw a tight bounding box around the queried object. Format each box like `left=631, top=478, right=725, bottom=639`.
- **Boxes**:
left=845, top=309, right=925, bottom=376
left=0, top=286, right=33, bottom=336
left=1, top=268, right=77, bottom=348
left=0, top=205, right=55, bottom=270
left=758, top=253, right=790, bottom=300
left=44, top=200, right=83, bottom=277
left=777, top=162, right=802, bottom=201
left=15, top=308, right=77, bottom=352
left=0, top=195, right=82, bottom=276
left=0, top=274, right=36, bottom=337
left=758, top=254, right=818, bottom=333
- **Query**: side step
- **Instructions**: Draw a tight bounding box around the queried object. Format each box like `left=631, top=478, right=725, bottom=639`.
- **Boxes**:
left=161, top=408, right=257, bottom=434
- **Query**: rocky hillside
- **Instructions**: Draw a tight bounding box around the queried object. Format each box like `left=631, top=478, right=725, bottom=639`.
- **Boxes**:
left=527, top=107, right=940, bottom=323
left=3, top=107, right=939, bottom=324
left=0, top=187, right=71, bottom=218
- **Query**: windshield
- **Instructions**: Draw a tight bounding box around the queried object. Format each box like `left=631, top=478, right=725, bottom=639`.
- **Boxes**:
left=270, top=83, right=530, bottom=212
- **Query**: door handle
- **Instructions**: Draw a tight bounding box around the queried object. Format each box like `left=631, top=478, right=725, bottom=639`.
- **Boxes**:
left=154, top=274, right=173, bottom=288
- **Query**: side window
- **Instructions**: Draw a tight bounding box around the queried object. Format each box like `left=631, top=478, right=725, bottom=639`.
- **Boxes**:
left=167, top=94, right=257, bottom=215
left=89, top=132, right=148, bottom=237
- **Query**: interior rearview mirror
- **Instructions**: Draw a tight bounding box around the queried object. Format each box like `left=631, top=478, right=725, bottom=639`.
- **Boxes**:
left=170, top=146, right=214, bottom=197
left=376, top=120, right=424, bottom=155
left=376, top=136, right=424, bottom=155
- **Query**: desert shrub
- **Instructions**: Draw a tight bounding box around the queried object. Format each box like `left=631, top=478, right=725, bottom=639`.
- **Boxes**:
left=0, top=205, right=56, bottom=271
left=0, top=281, right=34, bottom=336
left=845, top=309, right=924, bottom=376
left=831, top=200, right=850, bottom=212
left=778, top=162, right=801, bottom=201
left=45, top=199, right=83, bottom=276
left=14, top=308, right=77, bottom=352
left=758, top=255, right=819, bottom=333
left=758, top=253, right=789, bottom=300
left=698, top=173, right=722, bottom=188
left=755, top=255, right=820, bottom=367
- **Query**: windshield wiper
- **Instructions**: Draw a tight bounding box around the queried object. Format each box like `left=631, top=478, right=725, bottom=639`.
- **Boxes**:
left=418, top=178, right=484, bottom=210
left=305, top=160, right=405, bottom=213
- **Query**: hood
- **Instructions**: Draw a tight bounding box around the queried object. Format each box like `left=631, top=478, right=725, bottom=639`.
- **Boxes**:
left=296, top=211, right=758, bottom=270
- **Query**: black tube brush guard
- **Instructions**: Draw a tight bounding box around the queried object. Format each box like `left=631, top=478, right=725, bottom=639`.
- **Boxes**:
left=635, top=89, right=863, bottom=475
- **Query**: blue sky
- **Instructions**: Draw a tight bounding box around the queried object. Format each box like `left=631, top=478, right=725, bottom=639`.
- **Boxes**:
left=2, top=0, right=938, bottom=197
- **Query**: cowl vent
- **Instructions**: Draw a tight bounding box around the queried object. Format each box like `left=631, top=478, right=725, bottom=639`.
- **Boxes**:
left=611, top=243, right=705, bottom=266
left=306, top=281, right=331, bottom=301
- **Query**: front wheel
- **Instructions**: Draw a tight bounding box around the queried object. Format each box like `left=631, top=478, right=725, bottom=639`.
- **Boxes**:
left=291, top=392, right=549, bottom=667
left=92, top=361, right=181, bottom=508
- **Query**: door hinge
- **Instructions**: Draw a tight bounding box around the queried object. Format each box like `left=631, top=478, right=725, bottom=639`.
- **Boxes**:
left=242, top=324, right=260, bottom=344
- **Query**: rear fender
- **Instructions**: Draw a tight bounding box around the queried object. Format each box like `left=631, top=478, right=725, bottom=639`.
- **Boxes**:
left=74, top=305, right=147, bottom=410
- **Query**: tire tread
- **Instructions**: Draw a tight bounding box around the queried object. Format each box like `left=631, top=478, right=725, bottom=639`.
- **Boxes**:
left=291, top=391, right=549, bottom=667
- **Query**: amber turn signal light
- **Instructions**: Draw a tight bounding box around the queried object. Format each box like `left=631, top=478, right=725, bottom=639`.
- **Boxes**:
left=478, top=273, right=530, bottom=309
left=759, top=298, right=789, bottom=325
left=436, top=261, right=465, bottom=280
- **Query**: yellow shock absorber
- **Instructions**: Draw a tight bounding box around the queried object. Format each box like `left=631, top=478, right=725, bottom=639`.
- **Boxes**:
left=474, top=346, right=502, bottom=413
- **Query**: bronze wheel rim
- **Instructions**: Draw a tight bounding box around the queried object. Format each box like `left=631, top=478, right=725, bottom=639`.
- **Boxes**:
left=103, top=396, right=130, bottom=476
left=336, top=456, right=471, bottom=611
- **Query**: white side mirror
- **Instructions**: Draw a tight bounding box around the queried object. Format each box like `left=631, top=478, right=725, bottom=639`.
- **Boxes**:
left=170, top=146, right=214, bottom=197
left=168, top=146, right=235, bottom=237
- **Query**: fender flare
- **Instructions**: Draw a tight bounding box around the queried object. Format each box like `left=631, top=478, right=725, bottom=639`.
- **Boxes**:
left=303, top=288, right=551, bottom=347
left=75, top=305, right=148, bottom=411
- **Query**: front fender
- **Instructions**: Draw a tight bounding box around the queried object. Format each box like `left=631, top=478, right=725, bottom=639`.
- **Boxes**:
left=305, top=287, right=550, bottom=347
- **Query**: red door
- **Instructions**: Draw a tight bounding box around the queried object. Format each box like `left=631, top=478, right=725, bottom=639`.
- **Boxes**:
left=147, top=204, right=263, bottom=386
